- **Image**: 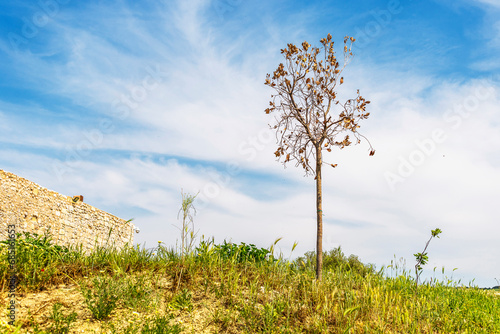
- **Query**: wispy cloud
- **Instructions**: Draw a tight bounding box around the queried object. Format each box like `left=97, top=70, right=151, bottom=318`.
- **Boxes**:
left=1, top=0, right=499, bottom=287
left=473, top=0, right=500, bottom=8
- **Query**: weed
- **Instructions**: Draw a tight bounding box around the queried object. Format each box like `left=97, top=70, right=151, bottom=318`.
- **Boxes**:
left=0, top=231, right=72, bottom=291
left=46, top=303, right=77, bottom=334
left=200, top=239, right=274, bottom=264
left=141, top=314, right=183, bottom=334
left=295, top=246, right=374, bottom=277
left=80, top=275, right=121, bottom=320
left=168, top=288, right=193, bottom=312
left=121, top=275, right=154, bottom=311
left=176, top=189, right=199, bottom=258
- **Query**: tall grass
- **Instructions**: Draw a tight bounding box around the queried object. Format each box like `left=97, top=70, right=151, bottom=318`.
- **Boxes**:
left=1, top=232, right=499, bottom=333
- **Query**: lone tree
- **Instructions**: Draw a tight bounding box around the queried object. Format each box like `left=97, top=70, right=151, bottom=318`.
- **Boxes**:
left=264, top=34, right=375, bottom=280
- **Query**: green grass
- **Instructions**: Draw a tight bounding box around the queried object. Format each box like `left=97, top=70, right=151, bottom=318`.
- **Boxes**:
left=46, top=303, right=77, bottom=334
left=0, top=232, right=499, bottom=333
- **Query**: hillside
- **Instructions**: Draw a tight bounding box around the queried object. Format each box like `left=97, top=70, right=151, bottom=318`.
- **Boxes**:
left=1, top=233, right=499, bottom=333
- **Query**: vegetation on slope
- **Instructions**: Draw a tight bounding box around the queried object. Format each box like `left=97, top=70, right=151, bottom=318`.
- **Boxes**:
left=0, top=232, right=499, bottom=333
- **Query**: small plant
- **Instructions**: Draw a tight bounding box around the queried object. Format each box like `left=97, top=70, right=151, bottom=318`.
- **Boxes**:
left=215, top=240, right=273, bottom=263
left=141, top=314, right=183, bottom=334
left=46, top=303, right=77, bottom=334
left=295, top=246, right=374, bottom=277
left=19, top=310, right=46, bottom=334
left=176, top=189, right=199, bottom=258
left=103, top=319, right=140, bottom=334
left=80, top=275, right=121, bottom=320
left=195, top=239, right=276, bottom=264
left=414, top=228, right=442, bottom=291
left=168, top=288, right=193, bottom=312
left=0, top=231, right=72, bottom=291
left=122, top=275, right=154, bottom=311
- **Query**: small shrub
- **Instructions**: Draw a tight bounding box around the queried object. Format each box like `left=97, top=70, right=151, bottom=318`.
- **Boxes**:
left=168, top=288, right=193, bottom=312
left=122, top=275, right=154, bottom=311
left=0, top=232, right=72, bottom=291
left=295, top=246, right=374, bottom=277
left=197, top=239, right=273, bottom=264
left=80, top=275, right=121, bottom=320
left=46, top=303, right=77, bottom=334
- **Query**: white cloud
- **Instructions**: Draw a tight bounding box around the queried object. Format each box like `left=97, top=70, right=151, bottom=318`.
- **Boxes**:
left=1, top=0, right=500, bottom=288
left=473, top=0, right=500, bottom=7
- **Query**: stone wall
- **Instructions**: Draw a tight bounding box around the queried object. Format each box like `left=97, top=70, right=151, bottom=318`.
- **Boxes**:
left=0, top=169, right=135, bottom=253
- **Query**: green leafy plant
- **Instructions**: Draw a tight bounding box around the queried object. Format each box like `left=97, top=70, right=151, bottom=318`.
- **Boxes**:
left=119, top=275, right=155, bottom=311
left=46, top=303, right=77, bottom=334
left=414, top=228, right=442, bottom=291
left=296, top=246, right=374, bottom=277
left=0, top=231, right=72, bottom=291
left=80, top=275, right=121, bottom=320
left=195, top=239, right=276, bottom=264
left=168, top=288, right=193, bottom=312
left=215, top=240, right=273, bottom=263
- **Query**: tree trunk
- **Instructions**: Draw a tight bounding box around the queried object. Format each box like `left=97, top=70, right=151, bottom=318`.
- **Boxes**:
left=315, top=144, right=323, bottom=280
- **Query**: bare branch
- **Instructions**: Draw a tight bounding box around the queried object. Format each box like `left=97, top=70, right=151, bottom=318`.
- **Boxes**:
left=265, top=34, right=374, bottom=175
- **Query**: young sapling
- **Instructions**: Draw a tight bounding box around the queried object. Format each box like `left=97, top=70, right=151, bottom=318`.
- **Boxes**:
left=414, top=228, right=442, bottom=293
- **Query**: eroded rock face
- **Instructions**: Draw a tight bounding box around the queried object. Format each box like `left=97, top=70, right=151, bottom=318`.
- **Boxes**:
left=0, top=169, right=134, bottom=252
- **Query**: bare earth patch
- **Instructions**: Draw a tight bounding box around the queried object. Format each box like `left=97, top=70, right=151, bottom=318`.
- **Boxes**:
left=0, top=276, right=223, bottom=334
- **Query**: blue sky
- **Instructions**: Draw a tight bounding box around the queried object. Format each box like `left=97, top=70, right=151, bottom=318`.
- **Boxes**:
left=1, top=0, right=499, bottom=288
